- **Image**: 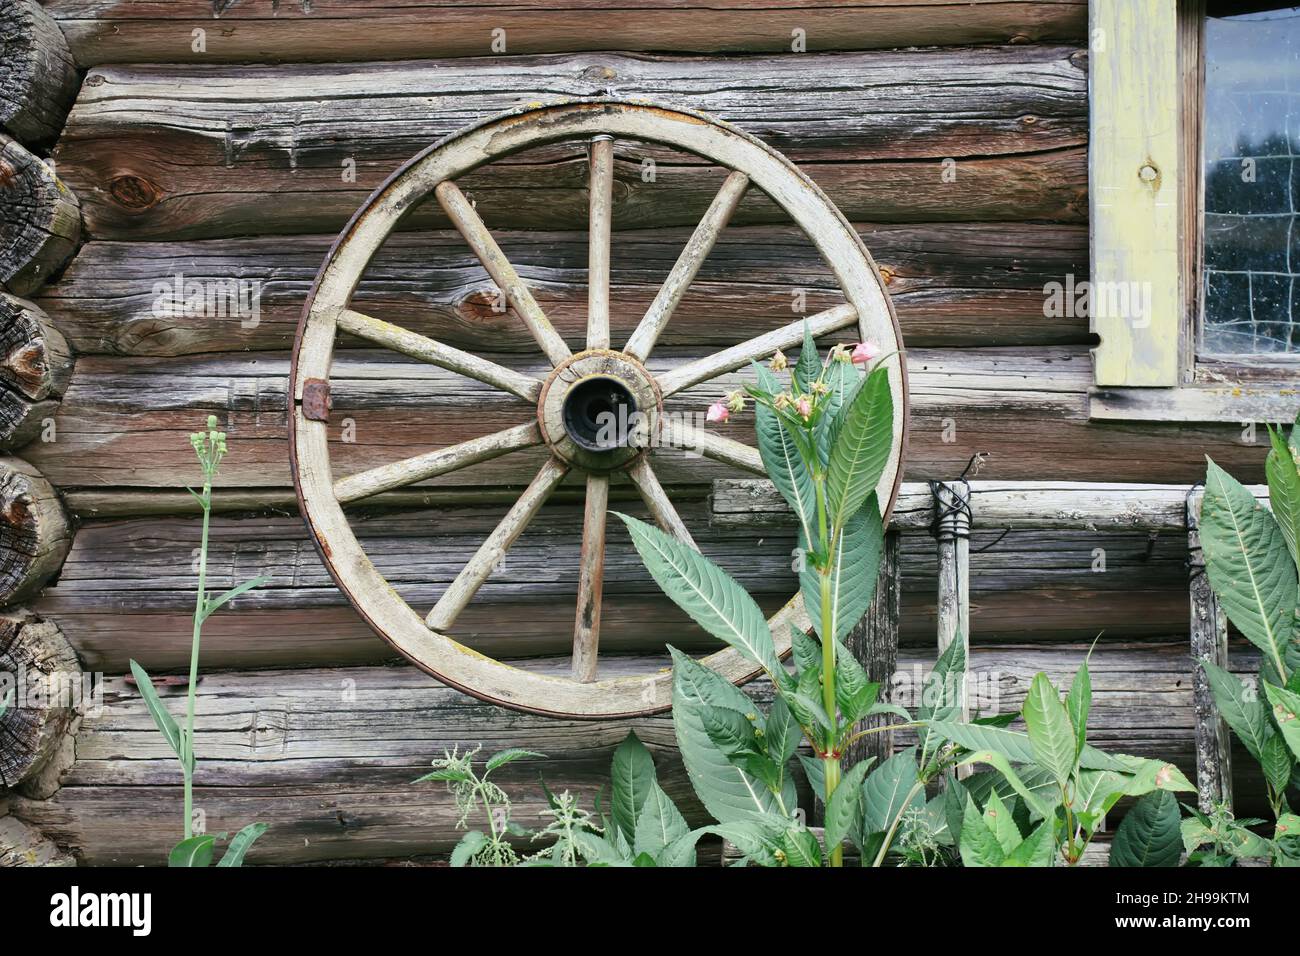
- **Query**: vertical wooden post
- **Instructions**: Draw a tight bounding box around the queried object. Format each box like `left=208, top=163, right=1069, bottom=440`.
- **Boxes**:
left=844, top=530, right=901, bottom=770
left=1187, top=490, right=1233, bottom=812
left=933, top=481, right=970, bottom=720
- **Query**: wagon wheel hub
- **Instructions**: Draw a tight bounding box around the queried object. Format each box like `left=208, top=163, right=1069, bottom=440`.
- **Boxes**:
left=289, top=99, right=907, bottom=718
left=538, top=349, right=660, bottom=471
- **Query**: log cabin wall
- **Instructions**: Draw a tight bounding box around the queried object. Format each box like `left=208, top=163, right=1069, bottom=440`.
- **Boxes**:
left=0, top=0, right=1275, bottom=865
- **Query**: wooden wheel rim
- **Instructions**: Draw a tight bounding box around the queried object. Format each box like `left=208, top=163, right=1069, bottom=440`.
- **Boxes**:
left=290, top=100, right=908, bottom=719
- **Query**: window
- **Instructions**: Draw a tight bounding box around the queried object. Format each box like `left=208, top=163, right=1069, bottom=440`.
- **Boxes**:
left=1201, top=4, right=1300, bottom=356
left=1088, top=0, right=1300, bottom=422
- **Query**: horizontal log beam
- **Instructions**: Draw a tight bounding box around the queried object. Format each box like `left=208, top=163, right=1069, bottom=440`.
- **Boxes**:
left=35, top=223, right=1089, bottom=357
left=45, top=2, right=1087, bottom=65
left=37, top=497, right=1193, bottom=671
left=51, top=47, right=1087, bottom=239
left=6, top=641, right=1261, bottom=865
left=19, top=346, right=1271, bottom=494
left=712, top=479, right=1271, bottom=532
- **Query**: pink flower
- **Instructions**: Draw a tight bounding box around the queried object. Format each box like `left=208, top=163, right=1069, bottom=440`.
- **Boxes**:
left=851, top=341, right=881, bottom=365
left=795, top=395, right=812, bottom=419
left=706, top=400, right=730, bottom=424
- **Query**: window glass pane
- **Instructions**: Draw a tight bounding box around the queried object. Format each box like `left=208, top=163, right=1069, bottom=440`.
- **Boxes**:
left=1202, top=5, right=1300, bottom=355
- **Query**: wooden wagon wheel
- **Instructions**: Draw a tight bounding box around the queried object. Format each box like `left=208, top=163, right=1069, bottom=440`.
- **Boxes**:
left=290, top=100, right=907, bottom=719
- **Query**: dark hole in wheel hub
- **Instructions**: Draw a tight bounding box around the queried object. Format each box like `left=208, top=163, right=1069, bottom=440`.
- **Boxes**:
left=562, top=375, right=639, bottom=452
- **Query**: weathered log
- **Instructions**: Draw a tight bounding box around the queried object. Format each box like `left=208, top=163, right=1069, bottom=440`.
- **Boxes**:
left=35, top=496, right=1192, bottom=672
left=51, top=47, right=1087, bottom=239
left=19, top=346, right=1269, bottom=494
left=5, top=642, right=1263, bottom=865
left=0, top=611, right=81, bottom=797
left=0, top=293, right=73, bottom=449
left=34, top=223, right=1089, bottom=357
left=0, top=1, right=79, bottom=147
left=45, top=1, right=1086, bottom=65
left=0, top=135, right=81, bottom=295
left=0, top=810, right=75, bottom=865
left=711, top=479, right=1271, bottom=533
left=0, top=458, right=70, bottom=606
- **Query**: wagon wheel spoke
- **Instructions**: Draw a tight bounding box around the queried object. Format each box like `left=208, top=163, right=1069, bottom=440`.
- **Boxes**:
left=587, top=136, right=615, bottom=351
left=656, top=302, right=858, bottom=398
left=336, top=309, right=542, bottom=402
left=660, top=417, right=765, bottom=476
left=435, top=180, right=572, bottom=367
left=623, top=171, right=749, bottom=362
left=334, top=421, right=543, bottom=504
left=427, top=456, right=570, bottom=632
left=627, top=457, right=697, bottom=548
left=572, top=473, right=609, bottom=682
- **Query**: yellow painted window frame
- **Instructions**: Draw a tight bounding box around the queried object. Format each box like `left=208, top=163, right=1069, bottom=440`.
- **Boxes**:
left=1087, top=0, right=1300, bottom=424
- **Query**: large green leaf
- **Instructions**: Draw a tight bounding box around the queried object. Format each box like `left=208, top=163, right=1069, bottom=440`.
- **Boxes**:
left=1266, top=422, right=1300, bottom=573
left=1201, top=458, right=1297, bottom=675
left=1110, top=791, right=1182, bottom=867
left=1199, top=658, right=1272, bottom=763
left=484, top=748, right=544, bottom=774
left=825, top=365, right=893, bottom=529
left=129, top=659, right=185, bottom=767
left=610, top=731, right=657, bottom=842
left=916, top=636, right=967, bottom=763
left=1264, top=681, right=1300, bottom=761
left=619, top=514, right=778, bottom=674
left=800, top=498, right=883, bottom=643
left=1022, top=673, right=1077, bottom=785
left=448, top=830, right=488, bottom=867
left=925, top=719, right=1129, bottom=772
left=634, top=780, right=691, bottom=862
left=780, top=826, right=824, bottom=867
left=168, top=835, right=216, bottom=868
left=817, top=358, right=862, bottom=464
left=982, top=790, right=1022, bottom=856
left=863, top=748, right=923, bottom=837
left=754, top=363, right=817, bottom=546
left=955, top=749, right=1056, bottom=820
left=823, top=757, right=875, bottom=853
left=669, top=648, right=792, bottom=823
left=958, top=796, right=1006, bottom=867
left=1005, top=820, right=1055, bottom=867
left=765, top=695, right=802, bottom=767
left=1065, top=656, right=1091, bottom=759
left=791, top=321, right=822, bottom=394
left=215, top=822, right=268, bottom=868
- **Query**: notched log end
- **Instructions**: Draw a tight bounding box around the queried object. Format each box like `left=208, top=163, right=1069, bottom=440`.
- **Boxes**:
left=0, top=610, right=81, bottom=798
left=0, top=458, right=70, bottom=605
left=0, top=1, right=79, bottom=148
left=0, top=135, right=82, bottom=297
left=0, top=293, right=73, bottom=450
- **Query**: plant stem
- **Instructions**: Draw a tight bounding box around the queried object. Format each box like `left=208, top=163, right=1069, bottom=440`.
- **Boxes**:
left=872, top=778, right=926, bottom=867
left=813, top=474, right=842, bottom=867
left=183, top=478, right=212, bottom=840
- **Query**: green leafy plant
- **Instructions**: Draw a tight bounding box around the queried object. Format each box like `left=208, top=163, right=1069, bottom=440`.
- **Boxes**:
left=418, top=745, right=543, bottom=866
left=1199, top=412, right=1300, bottom=820
left=425, top=732, right=719, bottom=867
left=927, top=654, right=1196, bottom=866
left=622, top=332, right=970, bottom=867
left=129, top=416, right=270, bottom=867
left=1178, top=801, right=1299, bottom=867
